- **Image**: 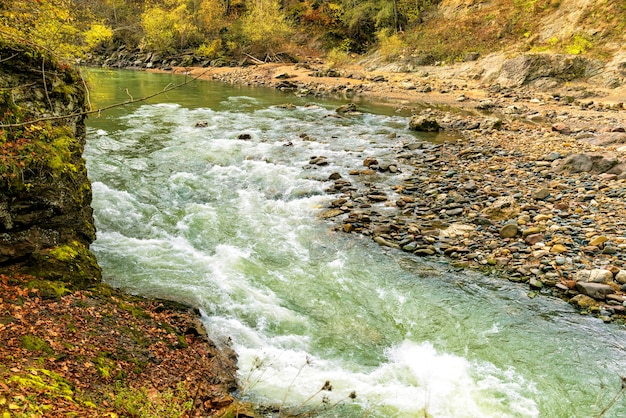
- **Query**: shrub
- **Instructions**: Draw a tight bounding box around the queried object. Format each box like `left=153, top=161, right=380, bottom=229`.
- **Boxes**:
left=326, top=47, right=351, bottom=68
left=197, top=39, right=224, bottom=59
left=377, top=28, right=406, bottom=61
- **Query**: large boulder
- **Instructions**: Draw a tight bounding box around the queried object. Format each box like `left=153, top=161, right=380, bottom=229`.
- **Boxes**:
left=557, top=153, right=619, bottom=174
left=494, top=54, right=600, bottom=88
left=409, top=115, right=440, bottom=132
left=0, top=39, right=101, bottom=287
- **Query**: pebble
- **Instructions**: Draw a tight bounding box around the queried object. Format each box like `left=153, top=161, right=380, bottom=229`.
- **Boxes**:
left=588, top=235, right=608, bottom=247
left=499, top=222, right=519, bottom=238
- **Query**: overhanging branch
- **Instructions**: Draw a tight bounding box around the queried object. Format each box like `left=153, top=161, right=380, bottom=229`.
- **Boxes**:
left=0, top=69, right=210, bottom=128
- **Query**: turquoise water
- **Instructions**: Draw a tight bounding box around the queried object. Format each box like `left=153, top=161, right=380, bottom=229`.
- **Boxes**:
left=84, top=69, right=626, bottom=417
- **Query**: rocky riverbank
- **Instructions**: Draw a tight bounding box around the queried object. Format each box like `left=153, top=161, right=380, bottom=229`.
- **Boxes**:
left=160, top=55, right=626, bottom=323
left=1, top=40, right=249, bottom=416
left=320, top=106, right=626, bottom=323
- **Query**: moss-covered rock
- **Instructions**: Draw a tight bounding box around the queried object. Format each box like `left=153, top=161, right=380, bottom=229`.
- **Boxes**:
left=0, top=39, right=101, bottom=287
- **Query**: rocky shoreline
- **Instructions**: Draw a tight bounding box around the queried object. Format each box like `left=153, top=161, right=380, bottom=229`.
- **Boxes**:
left=320, top=107, right=626, bottom=323
left=152, top=57, right=626, bottom=323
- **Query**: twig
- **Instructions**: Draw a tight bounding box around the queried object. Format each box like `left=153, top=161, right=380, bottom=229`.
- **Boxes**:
left=284, top=381, right=332, bottom=417
left=0, top=53, right=18, bottom=64
left=41, top=58, right=53, bottom=111
left=595, top=376, right=626, bottom=418
left=125, top=88, right=134, bottom=101
left=0, top=68, right=212, bottom=128
left=278, top=356, right=311, bottom=415
left=0, top=82, right=37, bottom=91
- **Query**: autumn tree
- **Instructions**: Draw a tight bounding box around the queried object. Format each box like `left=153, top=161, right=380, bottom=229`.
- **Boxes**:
left=140, top=0, right=204, bottom=53
left=0, top=0, right=83, bottom=58
left=239, top=0, right=294, bottom=58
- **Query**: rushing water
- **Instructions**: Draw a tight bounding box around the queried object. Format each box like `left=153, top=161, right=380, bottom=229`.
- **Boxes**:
left=83, top=69, right=626, bottom=417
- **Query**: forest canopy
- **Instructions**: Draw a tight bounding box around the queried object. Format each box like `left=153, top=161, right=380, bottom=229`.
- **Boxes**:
left=1, top=1, right=624, bottom=64
left=0, top=0, right=439, bottom=61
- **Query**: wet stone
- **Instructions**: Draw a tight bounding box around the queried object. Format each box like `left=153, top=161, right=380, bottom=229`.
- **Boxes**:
left=575, top=282, right=615, bottom=300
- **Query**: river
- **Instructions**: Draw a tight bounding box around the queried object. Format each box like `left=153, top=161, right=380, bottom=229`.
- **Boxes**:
left=83, top=68, right=626, bottom=417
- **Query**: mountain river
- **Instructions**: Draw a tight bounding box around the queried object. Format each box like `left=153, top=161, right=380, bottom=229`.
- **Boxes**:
left=83, top=69, right=626, bottom=417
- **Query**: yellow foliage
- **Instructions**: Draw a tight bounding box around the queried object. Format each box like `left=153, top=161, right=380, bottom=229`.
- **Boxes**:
left=141, top=2, right=201, bottom=53
left=240, top=0, right=293, bottom=55
left=199, top=0, right=227, bottom=36
left=377, top=28, right=406, bottom=61
left=565, top=34, right=593, bottom=55
left=0, top=0, right=84, bottom=58
left=326, top=47, right=351, bottom=68
left=197, top=39, right=223, bottom=59
left=84, top=23, right=113, bottom=50
left=141, top=6, right=177, bottom=53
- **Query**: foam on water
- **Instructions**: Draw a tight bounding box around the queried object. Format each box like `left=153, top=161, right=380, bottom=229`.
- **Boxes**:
left=85, top=81, right=626, bottom=418
left=228, top=339, right=538, bottom=418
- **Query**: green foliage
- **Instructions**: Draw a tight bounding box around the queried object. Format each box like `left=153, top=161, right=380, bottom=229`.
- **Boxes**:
left=113, top=382, right=193, bottom=418
left=240, top=0, right=294, bottom=56
left=20, top=336, right=54, bottom=355
left=565, top=34, right=593, bottom=55
left=94, top=354, right=115, bottom=379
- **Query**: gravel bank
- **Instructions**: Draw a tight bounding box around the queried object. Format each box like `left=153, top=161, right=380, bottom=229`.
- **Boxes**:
left=165, top=60, right=626, bottom=323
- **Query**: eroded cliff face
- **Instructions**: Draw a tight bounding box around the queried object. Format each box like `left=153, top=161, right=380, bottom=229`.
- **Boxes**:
left=0, top=39, right=101, bottom=287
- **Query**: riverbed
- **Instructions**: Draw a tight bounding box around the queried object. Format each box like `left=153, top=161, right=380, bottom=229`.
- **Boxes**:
left=84, top=68, right=626, bottom=417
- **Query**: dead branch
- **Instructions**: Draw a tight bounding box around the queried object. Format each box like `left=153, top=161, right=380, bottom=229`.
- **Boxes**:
left=0, top=53, right=18, bottom=64
left=41, top=58, right=53, bottom=111
left=0, top=68, right=212, bottom=128
left=243, top=53, right=264, bottom=65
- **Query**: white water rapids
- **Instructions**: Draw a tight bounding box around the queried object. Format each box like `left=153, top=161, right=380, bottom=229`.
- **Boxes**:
left=84, top=69, right=626, bottom=417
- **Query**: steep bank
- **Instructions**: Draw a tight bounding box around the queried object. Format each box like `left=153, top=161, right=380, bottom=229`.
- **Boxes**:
left=0, top=39, right=100, bottom=286
left=0, top=41, right=247, bottom=416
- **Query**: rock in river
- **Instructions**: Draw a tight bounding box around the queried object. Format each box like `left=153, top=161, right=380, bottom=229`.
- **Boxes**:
left=409, top=115, right=440, bottom=132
